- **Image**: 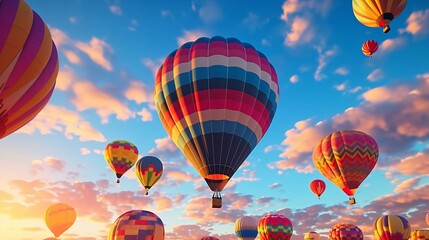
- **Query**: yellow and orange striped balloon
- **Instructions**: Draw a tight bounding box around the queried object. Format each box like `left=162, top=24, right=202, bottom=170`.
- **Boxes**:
left=0, top=0, right=59, bottom=139
left=44, top=203, right=76, bottom=238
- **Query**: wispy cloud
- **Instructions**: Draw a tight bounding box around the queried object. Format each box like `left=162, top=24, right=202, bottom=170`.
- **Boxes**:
left=380, top=37, right=406, bottom=53
left=394, top=177, right=421, bottom=193
left=367, top=69, right=384, bottom=82
left=285, top=17, right=312, bottom=46
left=314, top=46, right=336, bottom=81
left=142, top=58, right=164, bottom=78
left=71, top=81, right=134, bottom=123
left=400, top=9, right=429, bottom=35
left=137, top=107, right=153, bottom=122
left=334, top=82, right=346, bottom=91
left=124, top=81, right=154, bottom=104
left=177, top=30, right=208, bottom=46
left=198, top=0, right=222, bottom=23
left=56, top=65, right=75, bottom=91
left=334, top=67, right=349, bottom=76
left=63, top=50, right=81, bottom=65
left=242, top=12, right=269, bottom=31
left=17, top=105, right=106, bottom=142
left=75, top=37, right=114, bottom=72
left=290, top=74, right=299, bottom=83
left=109, top=5, right=122, bottom=15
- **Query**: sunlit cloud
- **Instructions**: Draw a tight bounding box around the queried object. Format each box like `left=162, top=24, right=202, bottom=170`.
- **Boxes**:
left=314, top=46, right=336, bottom=81
left=137, top=108, right=153, bottom=122
left=17, top=105, right=106, bottom=142
left=285, top=17, right=312, bottom=46
left=290, top=74, right=299, bottom=83
left=71, top=81, right=134, bottom=123
left=389, top=151, right=429, bottom=176
left=75, top=37, right=114, bottom=72
left=142, top=58, right=164, bottom=78
left=380, top=37, right=406, bottom=53
left=394, top=177, right=421, bottom=193
left=109, top=5, right=122, bottom=15
left=400, top=9, right=429, bottom=35
left=280, top=0, right=300, bottom=22
left=177, top=30, right=208, bottom=46
left=124, top=81, right=154, bottom=104
left=50, top=28, right=71, bottom=47
left=367, top=68, right=384, bottom=82
left=56, top=65, right=75, bottom=90
left=64, top=50, right=81, bottom=65
left=81, top=148, right=91, bottom=155
left=334, top=82, right=346, bottom=91
left=334, top=67, right=349, bottom=76
left=269, top=182, right=282, bottom=189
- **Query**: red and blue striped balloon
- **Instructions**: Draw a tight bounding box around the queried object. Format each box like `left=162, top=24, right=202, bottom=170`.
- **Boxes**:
left=154, top=36, right=279, bottom=193
left=235, top=216, right=258, bottom=240
left=0, top=0, right=59, bottom=139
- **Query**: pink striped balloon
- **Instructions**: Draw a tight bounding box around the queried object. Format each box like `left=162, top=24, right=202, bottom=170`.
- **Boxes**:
left=0, top=0, right=59, bottom=139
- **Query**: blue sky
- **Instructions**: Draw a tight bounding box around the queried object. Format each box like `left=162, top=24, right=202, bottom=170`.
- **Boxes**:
left=1, top=0, right=429, bottom=239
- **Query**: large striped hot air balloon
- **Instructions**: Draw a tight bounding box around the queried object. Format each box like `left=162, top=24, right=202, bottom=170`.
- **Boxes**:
left=135, top=156, right=163, bottom=195
left=154, top=36, right=279, bottom=208
left=108, top=210, right=164, bottom=240
left=258, top=214, right=293, bottom=240
left=373, top=215, right=411, bottom=240
left=304, top=231, right=320, bottom=240
left=0, top=0, right=59, bottom=139
left=409, top=230, right=429, bottom=240
left=44, top=203, right=76, bottom=238
left=235, top=216, right=259, bottom=240
left=310, top=179, right=326, bottom=199
left=104, top=140, right=139, bottom=183
left=352, top=0, right=408, bottom=33
left=312, top=130, right=378, bottom=204
left=329, top=223, right=363, bottom=240
left=362, top=40, right=379, bottom=57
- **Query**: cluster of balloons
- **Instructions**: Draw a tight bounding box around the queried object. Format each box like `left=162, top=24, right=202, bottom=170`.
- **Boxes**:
left=0, top=0, right=59, bottom=139
left=352, top=0, right=407, bottom=57
left=103, top=140, right=164, bottom=195
left=154, top=35, right=279, bottom=208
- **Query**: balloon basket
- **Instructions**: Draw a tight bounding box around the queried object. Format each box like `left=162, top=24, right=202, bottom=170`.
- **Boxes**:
left=349, top=197, right=356, bottom=205
left=383, top=25, right=390, bottom=33
left=212, top=192, right=222, bottom=208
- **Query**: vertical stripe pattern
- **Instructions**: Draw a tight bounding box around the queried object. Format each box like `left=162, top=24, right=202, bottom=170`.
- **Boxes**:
left=154, top=36, right=279, bottom=192
left=0, top=0, right=59, bottom=139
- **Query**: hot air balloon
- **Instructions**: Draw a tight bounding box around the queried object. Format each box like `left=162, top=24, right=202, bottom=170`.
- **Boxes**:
left=0, top=0, right=59, bottom=139
left=44, top=203, right=76, bottom=238
left=362, top=40, right=379, bottom=57
left=104, top=140, right=139, bottom=183
left=201, top=237, right=220, bottom=240
left=304, top=231, right=320, bottom=240
left=310, top=179, right=326, bottom=199
left=352, top=0, right=407, bottom=33
left=373, top=215, right=411, bottom=240
left=235, top=216, right=258, bottom=240
left=329, top=223, right=363, bottom=240
left=425, top=213, right=429, bottom=225
left=135, top=156, right=163, bottom=195
left=258, top=214, right=293, bottom=240
left=108, top=210, right=165, bottom=240
left=154, top=36, right=279, bottom=208
left=409, top=230, right=429, bottom=240
left=312, top=130, right=378, bottom=204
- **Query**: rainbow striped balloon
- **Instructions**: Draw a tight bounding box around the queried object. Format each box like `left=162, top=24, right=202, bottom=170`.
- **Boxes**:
left=329, top=223, right=363, bottom=240
left=109, top=210, right=165, bottom=240
left=313, top=130, right=378, bottom=197
left=373, top=215, right=411, bottom=240
left=154, top=36, right=279, bottom=193
left=258, top=214, right=293, bottom=240
left=0, top=0, right=59, bottom=139
left=135, top=156, right=163, bottom=195
left=410, top=230, right=429, bottom=240
left=104, top=140, right=139, bottom=183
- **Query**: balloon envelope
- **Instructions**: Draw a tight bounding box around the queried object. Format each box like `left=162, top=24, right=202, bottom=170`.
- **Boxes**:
left=313, top=130, right=378, bottom=197
left=109, top=210, right=165, bottom=240
left=44, top=203, right=76, bottom=238
left=409, top=230, right=429, bottom=240
left=352, top=0, right=407, bottom=33
left=201, top=237, right=220, bottom=240
left=135, top=156, right=163, bottom=194
left=329, top=223, right=363, bottom=240
left=310, top=179, right=326, bottom=198
left=103, top=140, right=139, bottom=183
left=258, top=214, right=293, bottom=240
left=235, top=216, right=258, bottom=240
left=373, top=215, right=411, bottom=240
left=304, top=231, right=320, bottom=240
left=154, top=36, right=279, bottom=194
left=0, top=0, right=59, bottom=139
left=426, top=213, right=429, bottom=226
left=362, top=40, right=379, bottom=57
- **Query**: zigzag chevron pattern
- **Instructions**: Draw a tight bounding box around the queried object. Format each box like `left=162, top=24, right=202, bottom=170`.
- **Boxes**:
left=312, top=130, right=378, bottom=196
left=258, top=214, right=293, bottom=240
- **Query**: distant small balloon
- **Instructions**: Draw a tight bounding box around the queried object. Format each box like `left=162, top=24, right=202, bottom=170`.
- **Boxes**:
left=310, top=179, right=326, bottom=199
left=103, top=140, right=139, bottom=183
left=409, top=230, right=429, bottom=240
left=304, top=231, right=320, bottom=240
left=135, top=156, right=163, bottom=195
left=235, top=216, right=258, bottom=240
left=109, top=210, right=164, bottom=240
left=329, top=223, right=363, bottom=240
left=362, top=40, right=379, bottom=57
left=44, top=203, right=76, bottom=238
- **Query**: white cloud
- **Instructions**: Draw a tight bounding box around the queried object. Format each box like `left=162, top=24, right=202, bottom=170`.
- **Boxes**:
left=63, top=50, right=81, bottom=65
left=56, top=65, right=75, bottom=91
left=334, top=82, right=346, bottom=91
left=380, top=37, right=406, bottom=53
left=289, top=74, right=299, bottom=83
left=367, top=69, right=384, bottom=82
left=198, top=0, right=222, bottom=23
left=81, top=148, right=91, bottom=155
left=177, top=30, right=207, bottom=47
left=137, top=108, right=153, bottom=122
left=285, top=17, right=312, bottom=46
left=124, top=81, right=154, bottom=104
left=400, top=9, right=429, bottom=35
left=334, top=67, right=349, bottom=75
left=314, top=46, right=336, bottom=81
left=109, top=5, right=122, bottom=15
left=75, top=37, right=114, bottom=71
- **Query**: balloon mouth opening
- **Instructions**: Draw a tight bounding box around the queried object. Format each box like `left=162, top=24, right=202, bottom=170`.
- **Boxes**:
left=205, top=174, right=230, bottom=180
left=343, top=187, right=356, bottom=196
